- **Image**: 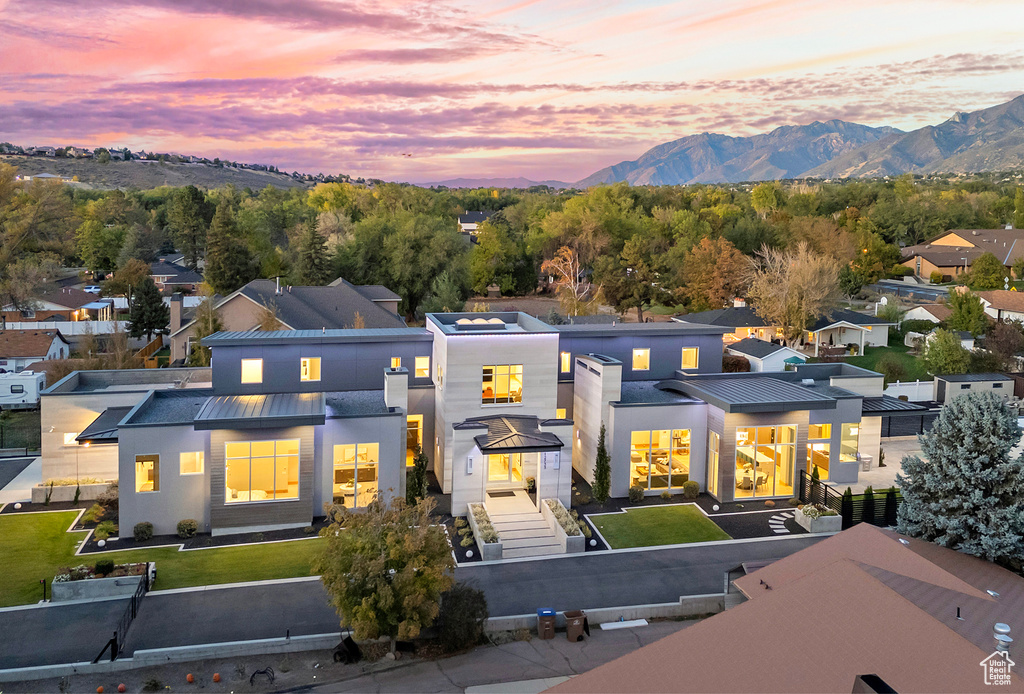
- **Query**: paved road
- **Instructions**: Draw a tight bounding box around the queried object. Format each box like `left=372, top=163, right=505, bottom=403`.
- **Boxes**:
left=0, top=456, right=36, bottom=491
left=0, top=535, right=823, bottom=670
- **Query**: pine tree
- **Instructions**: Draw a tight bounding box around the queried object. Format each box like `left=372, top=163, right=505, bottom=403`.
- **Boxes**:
left=896, top=392, right=1024, bottom=565
left=405, top=445, right=429, bottom=505
left=128, top=277, right=170, bottom=341
left=204, top=201, right=257, bottom=295
left=186, top=285, right=222, bottom=367
left=592, top=423, right=611, bottom=503
left=298, top=220, right=331, bottom=285
left=167, top=185, right=208, bottom=269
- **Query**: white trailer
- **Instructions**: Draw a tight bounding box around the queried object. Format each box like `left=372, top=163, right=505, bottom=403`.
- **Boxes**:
left=0, top=371, right=46, bottom=410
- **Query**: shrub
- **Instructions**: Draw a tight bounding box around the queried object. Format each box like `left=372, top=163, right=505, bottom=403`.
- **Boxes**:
left=177, top=519, right=198, bottom=538
left=73, top=485, right=81, bottom=506
left=575, top=490, right=592, bottom=505
left=787, top=498, right=801, bottom=507
left=303, top=525, right=317, bottom=534
left=681, top=480, right=700, bottom=499
left=94, top=521, right=118, bottom=540
left=44, top=481, right=53, bottom=506
left=96, top=482, right=119, bottom=514
left=578, top=520, right=592, bottom=538
left=43, top=477, right=104, bottom=487
left=133, top=522, right=153, bottom=542
left=544, top=499, right=581, bottom=536
left=592, top=423, right=611, bottom=503
left=525, top=476, right=536, bottom=493
left=875, top=352, right=908, bottom=384
left=930, top=270, right=943, bottom=284
left=83, top=503, right=106, bottom=524
left=454, top=517, right=468, bottom=529
left=800, top=503, right=837, bottom=519
left=95, top=559, right=114, bottom=576
left=660, top=490, right=672, bottom=501
left=469, top=504, right=499, bottom=544
left=458, top=526, right=471, bottom=537
left=722, top=354, right=751, bottom=372
left=764, top=499, right=775, bottom=508
left=628, top=486, right=644, bottom=503
left=459, top=535, right=475, bottom=548
left=437, top=583, right=489, bottom=652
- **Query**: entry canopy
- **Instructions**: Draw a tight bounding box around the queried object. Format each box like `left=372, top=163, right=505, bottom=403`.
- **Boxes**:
left=458, top=414, right=564, bottom=453
left=76, top=405, right=134, bottom=444
left=194, top=392, right=326, bottom=430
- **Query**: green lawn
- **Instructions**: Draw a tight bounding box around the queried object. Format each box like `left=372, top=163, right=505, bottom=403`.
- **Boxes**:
left=647, top=304, right=686, bottom=316
left=589, top=505, right=731, bottom=549
left=0, top=510, right=322, bottom=607
left=845, top=343, right=929, bottom=382
left=0, top=410, right=41, bottom=450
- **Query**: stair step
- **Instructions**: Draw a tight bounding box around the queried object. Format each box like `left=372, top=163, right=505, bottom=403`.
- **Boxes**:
left=503, top=544, right=564, bottom=559
left=499, top=528, right=558, bottom=540
left=486, top=511, right=543, bottom=521
left=491, top=520, right=551, bottom=531
left=502, top=536, right=559, bottom=549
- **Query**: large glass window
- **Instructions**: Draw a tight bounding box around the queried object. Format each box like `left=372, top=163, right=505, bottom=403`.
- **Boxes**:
left=632, top=348, right=650, bottom=371
left=225, top=439, right=299, bottom=503
left=487, top=453, right=523, bottom=484
left=681, top=347, right=699, bottom=370
left=406, top=415, right=423, bottom=466
left=300, top=357, right=321, bottom=382
left=333, top=443, right=379, bottom=508
left=180, top=451, right=204, bottom=475
left=735, top=425, right=796, bottom=498
left=482, top=365, right=523, bottom=404
left=630, top=429, right=690, bottom=490
left=707, top=431, right=720, bottom=497
left=807, top=423, right=831, bottom=481
left=135, top=455, right=159, bottom=493
left=415, top=356, right=429, bottom=378
left=840, top=423, right=860, bottom=462
left=560, top=352, right=571, bottom=373
left=240, top=359, right=263, bottom=384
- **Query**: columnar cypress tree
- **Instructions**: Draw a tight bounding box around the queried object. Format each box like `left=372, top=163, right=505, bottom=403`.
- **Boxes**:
left=592, top=423, right=611, bottom=503
left=897, top=391, right=1024, bottom=565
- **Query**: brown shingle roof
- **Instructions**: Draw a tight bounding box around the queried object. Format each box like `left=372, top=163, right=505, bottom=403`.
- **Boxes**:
left=902, top=228, right=1024, bottom=267
left=0, top=329, right=67, bottom=358
left=977, top=290, right=1024, bottom=313
left=33, top=285, right=96, bottom=310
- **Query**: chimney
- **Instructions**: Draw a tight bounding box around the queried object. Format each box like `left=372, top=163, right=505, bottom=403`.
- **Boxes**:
left=995, top=623, right=1012, bottom=655
left=383, top=366, right=408, bottom=412
left=170, top=293, right=183, bottom=333
left=275, top=276, right=282, bottom=295
left=734, top=298, right=747, bottom=308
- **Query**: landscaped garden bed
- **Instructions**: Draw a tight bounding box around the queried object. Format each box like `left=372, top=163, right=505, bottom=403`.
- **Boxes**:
left=466, top=503, right=502, bottom=561
left=51, top=561, right=150, bottom=602
left=587, top=504, right=731, bottom=549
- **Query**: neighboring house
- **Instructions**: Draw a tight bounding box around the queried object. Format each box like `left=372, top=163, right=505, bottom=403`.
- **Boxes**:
left=977, top=290, right=1024, bottom=322
left=2, top=286, right=101, bottom=323
left=725, top=337, right=806, bottom=372
left=0, top=329, right=69, bottom=371
left=933, top=373, right=1012, bottom=404
left=547, top=523, right=1024, bottom=694
left=45, top=312, right=889, bottom=542
left=901, top=227, right=1024, bottom=280
left=922, top=329, right=975, bottom=351
left=20, top=173, right=74, bottom=184
left=673, top=301, right=778, bottom=343
left=904, top=303, right=952, bottom=324
left=457, top=211, right=494, bottom=235
left=150, top=258, right=204, bottom=293
left=168, top=278, right=406, bottom=363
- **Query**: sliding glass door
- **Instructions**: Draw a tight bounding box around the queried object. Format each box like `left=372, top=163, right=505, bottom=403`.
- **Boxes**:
left=734, top=425, right=796, bottom=498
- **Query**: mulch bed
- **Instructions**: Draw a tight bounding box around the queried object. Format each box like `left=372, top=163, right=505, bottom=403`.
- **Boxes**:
left=0, top=500, right=83, bottom=515
left=78, top=518, right=331, bottom=554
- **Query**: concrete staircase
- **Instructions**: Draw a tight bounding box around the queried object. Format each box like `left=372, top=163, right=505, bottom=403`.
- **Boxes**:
left=487, top=508, right=562, bottom=559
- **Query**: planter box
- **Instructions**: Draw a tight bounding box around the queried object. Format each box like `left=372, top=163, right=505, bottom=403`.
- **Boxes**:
left=466, top=504, right=503, bottom=561
left=32, top=481, right=113, bottom=504
left=795, top=507, right=842, bottom=533
left=541, top=499, right=584, bottom=554
left=51, top=572, right=144, bottom=602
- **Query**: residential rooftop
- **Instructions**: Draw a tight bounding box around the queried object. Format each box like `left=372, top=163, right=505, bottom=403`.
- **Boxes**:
left=122, top=389, right=214, bottom=426
left=325, top=390, right=391, bottom=418
left=203, top=327, right=430, bottom=345
left=617, top=380, right=701, bottom=405
left=935, top=372, right=1012, bottom=382
left=44, top=367, right=212, bottom=395
left=427, top=311, right=556, bottom=335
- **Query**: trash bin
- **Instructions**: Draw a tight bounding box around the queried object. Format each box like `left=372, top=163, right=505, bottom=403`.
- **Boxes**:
left=564, top=610, right=589, bottom=642
left=537, top=608, right=556, bottom=640
left=860, top=455, right=873, bottom=473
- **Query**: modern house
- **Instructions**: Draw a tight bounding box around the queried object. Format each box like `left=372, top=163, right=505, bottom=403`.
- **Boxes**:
left=547, top=523, right=1023, bottom=693
left=977, top=290, right=1024, bottom=322
left=150, top=259, right=204, bottom=293
left=0, top=329, right=69, bottom=371
left=168, top=278, right=405, bottom=363
left=725, top=337, right=806, bottom=372
left=42, top=312, right=890, bottom=546
left=901, top=227, right=1024, bottom=281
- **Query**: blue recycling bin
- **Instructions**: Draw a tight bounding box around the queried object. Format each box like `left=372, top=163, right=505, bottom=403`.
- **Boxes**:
left=537, top=608, right=556, bottom=639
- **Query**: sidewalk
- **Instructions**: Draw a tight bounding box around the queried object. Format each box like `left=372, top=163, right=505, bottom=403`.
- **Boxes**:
left=0, top=456, right=40, bottom=505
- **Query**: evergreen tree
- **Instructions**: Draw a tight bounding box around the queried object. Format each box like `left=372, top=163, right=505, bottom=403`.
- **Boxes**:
left=592, top=423, right=611, bottom=503
left=405, top=445, right=429, bottom=505
left=186, top=285, right=222, bottom=367
left=204, top=201, right=257, bottom=295
left=167, top=185, right=209, bottom=269
left=418, top=270, right=465, bottom=314
left=298, top=220, right=331, bottom=285
left=128, top=277, right=170, bottom=341
left=896, top=392, right=1024, bottom=566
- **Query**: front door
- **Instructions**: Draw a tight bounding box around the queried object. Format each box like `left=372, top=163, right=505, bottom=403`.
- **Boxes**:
left=487, top=453, right=523, bottom=486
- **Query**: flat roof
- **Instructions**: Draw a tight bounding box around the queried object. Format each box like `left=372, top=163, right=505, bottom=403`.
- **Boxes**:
left=44, top=367, right=212, bottom=395
left=664, top=377, right=838, bottom=413
left=325, top=390, right=391, bottom=417
left=616, top=381, right=702, bottom=405
left=427, top=311, right=556, bottom=335
left=203, top=328, right=430, bottom=346
left=556, top=321, right=730, bottom=336
left=194, top=392, right=326, bottom=430
left=122, top=390, right=214, bottom=426
left=936, top=372, right=1012, bottom=382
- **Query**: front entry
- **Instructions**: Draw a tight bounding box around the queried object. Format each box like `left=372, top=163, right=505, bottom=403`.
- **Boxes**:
left=487, top=452, right=523, bottom=486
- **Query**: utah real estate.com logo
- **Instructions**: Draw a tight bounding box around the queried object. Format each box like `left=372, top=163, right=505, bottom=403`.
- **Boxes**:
left=980, top=651, right=1014, bottom=686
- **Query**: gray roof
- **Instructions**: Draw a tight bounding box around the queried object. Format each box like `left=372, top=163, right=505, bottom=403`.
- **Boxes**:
left=204, top=327, right=429, bottom=345
left=325, top=390, right=391, bottom=417
left=458, top=211, right=495, bottom=224
left=194, top=392, right=325, bottom=430
left=238, top=279, right=407, bottom=331
left=456, top=415, right=564, bottom=452
left=617, top=380, right=701, bottom=405
left=664, top=377, right=838, bottom=413
left=674, top=306, right=768, bottom=328
left=935, top=372, right=1012, bottom=382
left=350, top=283, right=401, bottom=302
left=123, top=390, right=213, bottom=426
left=861, top=396, right=931, bottom=414
left=555, top=321, right=730, bottom=336
left=76, top=406, right=134, bottom=443
left=150, top=260, right=203, bottom=284
left=809, top=308, right=893, bottom=330
left=727, top=337, right=786, bottom=359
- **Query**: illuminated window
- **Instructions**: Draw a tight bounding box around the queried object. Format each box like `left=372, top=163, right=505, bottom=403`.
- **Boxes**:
left=300, top=357, right=321, bottom=382
left=840, top=423, right=860, bottom=462
left=560, top=352, right=571, bottom=373
left=735, top=425, right=796, bottom=499
left=632, top=348, right=650, bottom=371
left=64, top=432, right=80, bottom=446
left=406, top=415, right=423, bottom=466
left=681, top=347, right=699, bottom=370
left=135, top=455, right=159, bottom=493
left=629, top=429, right=690, bottom=490
left=556, top=408, right=566, bottom=419
left=180, top=451, right=204, bottom=475
left=415, top=356, right=429, bottom=378
left=807, top=424, right=831, bottom=481
left=225, top=440, right=299, bottom=503
left=333, top=443, right=379, bottom=508
left=482, top=364, right=523, bottom=404
left=240, top=359, right=263, bottom=384
left=391, top=357, right=402, bottom=369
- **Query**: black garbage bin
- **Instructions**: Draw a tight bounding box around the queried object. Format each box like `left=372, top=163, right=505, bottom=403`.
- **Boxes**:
left=537, top=608, right=556, bottom=640
left=564, top=610, right=589, bottom=642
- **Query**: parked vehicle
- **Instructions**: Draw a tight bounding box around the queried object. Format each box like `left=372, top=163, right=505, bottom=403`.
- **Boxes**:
left=83, top=286, right=102, bottom=294
left=0, top=371, right=46, bottom=410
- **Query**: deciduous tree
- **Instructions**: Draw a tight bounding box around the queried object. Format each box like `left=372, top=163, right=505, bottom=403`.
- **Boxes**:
left=946, top=289, right=988, bottom=336
left=923, top=328, right=971, bottom=375
left=965, top=252, right=1006, bottom=290
left=104, top=258, right=151, bottom=308
left=186, top=283, right=222, bottom=367
left=541, top=246, right=595, bottom=317
left=680, top=237, right=747, bottom=310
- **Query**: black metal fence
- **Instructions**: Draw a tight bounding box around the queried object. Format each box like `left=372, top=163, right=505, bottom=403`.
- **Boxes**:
left=93, top=564, right=151, bottom=663
left=798, top=471, right=903, bottom=530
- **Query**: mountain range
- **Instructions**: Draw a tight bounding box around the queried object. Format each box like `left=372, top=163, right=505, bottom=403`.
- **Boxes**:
left=576, top=94, right=1024, bottom=186
left=418, top=176, right=571, bottom=189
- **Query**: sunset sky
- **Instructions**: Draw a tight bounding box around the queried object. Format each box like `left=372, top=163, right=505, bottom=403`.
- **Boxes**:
left=2, top=0, right=1024, bottom=183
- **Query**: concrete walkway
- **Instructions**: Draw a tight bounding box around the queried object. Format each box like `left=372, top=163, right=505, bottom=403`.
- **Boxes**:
left=846, top=437, right=922, bottom=493
left=0, top=456, right=40, bottom=504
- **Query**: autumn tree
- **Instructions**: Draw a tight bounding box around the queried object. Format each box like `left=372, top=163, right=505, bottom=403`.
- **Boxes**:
left=985, top=319, right=1024, bottom=370
left=257, top=301, right=282, bottom=331
left=313, top=496, right=454, bottom=654
left=541, top=246, right=595, bottom=316
left=746, top=242, right=841, bottom=344
left=680, top=237, right=747, bottom=310
left=204, top=200, right=257, bottom=295
left=104, top=258, right=151, bottom=308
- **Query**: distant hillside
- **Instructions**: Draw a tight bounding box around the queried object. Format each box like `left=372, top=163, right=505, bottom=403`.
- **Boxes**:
left=1, top=155, right=307, bottom=190
left=419, top=176, right=571, bottom=189
left=577, top=120, right=901, bottom=186
left=805, top=95, right=1024, bottom=178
